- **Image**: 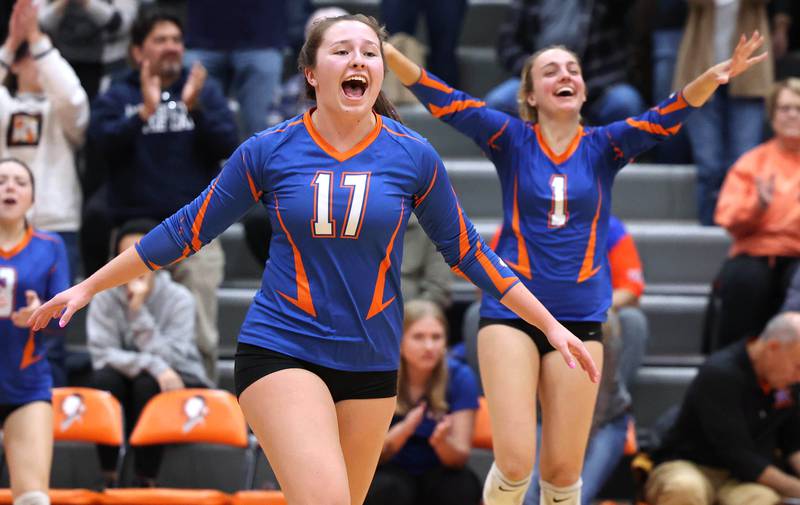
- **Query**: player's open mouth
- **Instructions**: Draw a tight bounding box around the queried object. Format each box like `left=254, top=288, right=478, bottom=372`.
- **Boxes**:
left=2, top=197, right=16, bottom=205
left=342, top=75, right=368, bottom=99
left=555, top=87, right=575, bottom=97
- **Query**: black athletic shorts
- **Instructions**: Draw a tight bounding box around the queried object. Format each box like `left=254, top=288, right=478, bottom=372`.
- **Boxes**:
left=234, top=342, right=398, bottom=402
left=0, top=400, right=51, bottom=426
left=478, top=318, right=603, bottom=356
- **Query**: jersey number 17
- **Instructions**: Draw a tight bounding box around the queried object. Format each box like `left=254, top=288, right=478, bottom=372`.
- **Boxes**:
left=311, top=171, right=371, bottom=239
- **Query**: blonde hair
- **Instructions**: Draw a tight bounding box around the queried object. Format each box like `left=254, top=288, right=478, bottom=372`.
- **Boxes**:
left=767, top=78, right=800, bottom=121
left=516, top=45, right=582, bottom=123
left=396, top=300, right=449, bottom=416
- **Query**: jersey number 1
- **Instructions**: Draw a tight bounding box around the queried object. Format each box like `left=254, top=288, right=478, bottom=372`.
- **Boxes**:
left=311, top=172, right=370, bottom=238
left=548, top=175, right=568, bottom=228
left=0, top=267, right=17, bottom=318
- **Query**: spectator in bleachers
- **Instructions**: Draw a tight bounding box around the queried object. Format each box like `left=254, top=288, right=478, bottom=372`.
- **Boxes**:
left=364, top=300, right=481, bottom=505
left=87, top=218, right=211, bottom=486
left=38, top=0, right=138, bottom=100
left=712, top=77, right=800, bottom=350
left=380, top=0, right=466, bottom=87
left=674, top=0, right=785, bottom=225
left=0, top=0, right=87, bottom=283
left=84, top=9, right=238, bottom=381
left=0, top=157, right=70, bottom=505
left=401, top=215, right=452, bottom=309
left=523, top=214, right=648, bottom=505
left=645, top=311, right=800, bottom=505
left=184, top=0, right=286, bottom=138
left=484, top=0, right=645, bottom=125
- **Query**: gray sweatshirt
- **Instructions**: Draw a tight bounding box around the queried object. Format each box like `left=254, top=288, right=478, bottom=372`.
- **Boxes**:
left=87, top=271, right=211, bottom=387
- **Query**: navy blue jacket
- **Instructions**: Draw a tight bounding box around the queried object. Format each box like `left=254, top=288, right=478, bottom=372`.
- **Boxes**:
left=185, top=0, right=288, bottom=51
left=89, top=67, right=238, bottom=222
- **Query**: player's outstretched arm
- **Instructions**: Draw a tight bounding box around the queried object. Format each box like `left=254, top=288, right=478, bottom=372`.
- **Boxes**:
left=500, top=283, right=600, bottom=383
left=383, top=42, right=422, bottom=86
left=683, top=31, right=768, bottom=107
left=29, top=246, right=149, bottom=331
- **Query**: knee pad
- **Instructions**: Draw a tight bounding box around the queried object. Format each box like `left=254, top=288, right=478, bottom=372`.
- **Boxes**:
left=13, top=491, right=49, bottom=505
left=540, top=478, right=581, bottom=505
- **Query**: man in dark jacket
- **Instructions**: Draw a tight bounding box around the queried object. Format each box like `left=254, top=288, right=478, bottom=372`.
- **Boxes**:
left=83, top=10, right=238, bottom=381
left=646, top=312, right=800, bottom=505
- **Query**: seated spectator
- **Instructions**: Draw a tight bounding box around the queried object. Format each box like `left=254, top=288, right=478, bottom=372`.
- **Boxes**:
left=38, top=0, right=138, bottom=99
left=401, top=215, right=452, bottom=309
left=184, top=0, right=287, bottom=138
left=484, top=0, right=645, bottom=125
left=364, top=300, right=481, bottom=505
left=711, top=78, right=800, bottom=350
left=674, top=0, right=779, bottom=225
left=0, top=0, right=87, bottom=282
left=87, top=219, right=211, bottom=486
left=380, top=0, right=466, bottom=87
left=84, top=9, right=238, bottom=380
left=645, top=312, right=800, bottom=505
left=524, top=215, right=647, bottom=505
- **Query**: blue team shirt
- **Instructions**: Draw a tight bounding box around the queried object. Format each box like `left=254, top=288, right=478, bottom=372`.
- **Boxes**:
left=389, top=358, right=480, bottom=474
left=137, top=111, right=519, bottom=371
left=0, top=229, right=69, bottom=404
left=410, top=70, right=694, bottom=322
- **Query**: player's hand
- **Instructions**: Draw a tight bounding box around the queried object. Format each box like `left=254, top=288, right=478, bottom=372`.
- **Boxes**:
left=28, top=283, right=93, bottom=331
left=544, top=323, right=600, bottom=383
left=16, top=0, right=41, bottom=44
left=181, top=61, right=207, bottom=111
left=712, top=31, right=768, bottom=85
left=11, top=290, right=41, bottom=328
left=139, top=59, right=160, bottom=120
left=5, top=0, right=25, bottom=51
left=428, top=414, right=452, bottom=448
left=156, top=368, right=184, bottom=392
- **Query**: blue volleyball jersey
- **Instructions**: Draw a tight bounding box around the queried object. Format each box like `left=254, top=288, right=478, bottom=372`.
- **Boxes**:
left=0, top=228, right=69, bottom=404
left=409, top=70, right=694, bottom=322
left=137, top=111, right=519, bottom=371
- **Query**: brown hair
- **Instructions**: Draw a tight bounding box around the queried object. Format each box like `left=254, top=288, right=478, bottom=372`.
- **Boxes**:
left=517, top=45, right=582, bottom=123
left=396, top=300, right=449, bottom=417
left=297, top=13, right=400, bottom=122
left=767, top=78, right=800, bottom=121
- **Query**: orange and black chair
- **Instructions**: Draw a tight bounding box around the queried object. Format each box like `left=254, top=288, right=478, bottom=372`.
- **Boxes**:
left=466, top=396, right=494, bottom=482
left=0, top=387, right=125, bottom=505
left=101, top=389, right=254, bottom=505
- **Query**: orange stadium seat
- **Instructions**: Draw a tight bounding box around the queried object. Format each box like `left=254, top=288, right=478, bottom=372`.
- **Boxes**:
left=100, top=389, right=253, bottom=505
left=0, top=387, right=124, bottom=504
left=472, top=396, right=493, bottom=449
left=230, top=490, right=287, bottom=505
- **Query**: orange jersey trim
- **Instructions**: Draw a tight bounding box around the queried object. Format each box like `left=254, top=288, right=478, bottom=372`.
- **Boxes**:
left=416, top=69, right=454, bottom=94
left=414, top=163, right=438, bottom=208
left=244, top=153, right=263, bottom=202
left=475, top=241, right=517, bottom=295
left=258, top=118, right=303, bottom=137
left=19, top=329, right=43, bottom=370
left=488, top=119, right=509, bottom=151
left=451, top=187, right=471, bottom=261
left=577, top=182, right=603, bottom=283
left=625, top=118, right=682, bottom=137
left=303, top=109, right=383, bottom=163
left=274, top=193, right=317, bottom=317
left=656, top=93, right=688, bottom=115
left=505, top=175, right=532, bottom=279
left=367, top=200, right=405, bottom=320
left=534, top=124, right=584, bottom=165
left=0, top=227, right=33, bottom=260
left=189, top=177, right=220, bottom=252
left=429, top=99, right=486, bottom=119
left=383, top=125, right=424, bottom=143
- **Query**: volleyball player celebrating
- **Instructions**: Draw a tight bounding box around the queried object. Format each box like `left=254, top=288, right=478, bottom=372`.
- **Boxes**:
left=1, top=158, right=70, bottom=505
left=30, top=15, right=597, bottom=505
left=384, top=31, right=767, bottom=505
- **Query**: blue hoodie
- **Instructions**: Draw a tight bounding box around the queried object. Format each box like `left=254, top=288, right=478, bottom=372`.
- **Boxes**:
left=89, top=67, right=238, bottom=222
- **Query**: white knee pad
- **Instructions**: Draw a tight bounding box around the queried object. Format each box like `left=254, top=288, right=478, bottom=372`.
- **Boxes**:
left=13, top=491, right=49, bottom=505
left=540, top=478, right=582, bottom=505
left=483, top=461, right=531, bottom=505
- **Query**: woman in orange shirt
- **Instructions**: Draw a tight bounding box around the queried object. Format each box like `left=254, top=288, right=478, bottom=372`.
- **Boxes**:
left=713, top=78, right=800, bottom=348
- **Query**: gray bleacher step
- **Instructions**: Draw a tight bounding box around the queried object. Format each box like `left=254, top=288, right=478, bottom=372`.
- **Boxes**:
left=640, top=295, right=706, bottom=356
left=221, top=218, right=729, bottom=290
left=442, top=159, right=699, bottom=221
left=218, top=288, right=257, bottom=358
left=630, top=366, right=697, bottom=429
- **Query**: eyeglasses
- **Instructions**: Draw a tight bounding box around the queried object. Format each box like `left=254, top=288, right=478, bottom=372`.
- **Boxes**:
left=776, top=104, right=800, bottom=115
